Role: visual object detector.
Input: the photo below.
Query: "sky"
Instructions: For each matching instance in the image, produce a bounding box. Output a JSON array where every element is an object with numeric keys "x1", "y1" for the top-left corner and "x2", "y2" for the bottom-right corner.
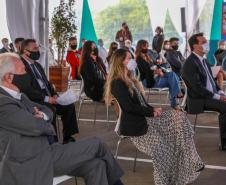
[{"x1": 0, "y1": 0, "x2": 119, "y2": 47}]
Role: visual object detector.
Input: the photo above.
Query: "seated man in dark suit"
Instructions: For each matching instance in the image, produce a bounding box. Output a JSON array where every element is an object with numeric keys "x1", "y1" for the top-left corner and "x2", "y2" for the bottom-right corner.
[
  {"x1": 0, "y1": 53, "x2": 124, "y2": 185},
  {"x1": 182, "y1": 33, "x2": 226, "y2": 150},
  {"x1": 12, "y1": 39, "x2": 78, "y2": 143},
  {"x1": 0, "y1": 38, "x2": 11, "y2": 53},
  {"x1": 166, "y1": 37, "x2": 185, "y2": 77}
]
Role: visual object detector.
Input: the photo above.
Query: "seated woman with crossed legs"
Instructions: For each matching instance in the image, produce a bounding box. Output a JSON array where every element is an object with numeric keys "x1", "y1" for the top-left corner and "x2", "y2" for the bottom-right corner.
[{"x1": 104, "y1": 48, "x2": 204, "y2": 185}]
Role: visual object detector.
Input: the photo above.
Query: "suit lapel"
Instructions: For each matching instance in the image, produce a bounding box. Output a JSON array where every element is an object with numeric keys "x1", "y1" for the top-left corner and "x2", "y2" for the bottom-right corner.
[
  {"x1": 191, "y1": 53, "x2": 207, "y2": 79},
  {"x1": 21, "y1": 57, "x2": 43, "y2": 91}
]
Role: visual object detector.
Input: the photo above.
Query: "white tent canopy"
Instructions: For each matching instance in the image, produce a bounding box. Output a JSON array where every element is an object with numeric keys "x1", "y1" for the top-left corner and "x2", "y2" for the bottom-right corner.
[
  {"x1": 147, "y1": 0, "x2": 207, "y2": 36},
  {"x1": 4, "y1": 0, "x2": 208, "y2": 70},
  {"x1": 5, "y1": 0, "x2": 49, "y2": 73}
]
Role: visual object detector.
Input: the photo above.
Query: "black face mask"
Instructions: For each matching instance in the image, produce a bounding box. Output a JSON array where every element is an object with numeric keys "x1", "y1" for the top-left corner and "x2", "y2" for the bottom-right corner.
[
  {"x1": 92, "y1": 48, "x2": 98, "y2": 57},
  {"x1": 28, "y1": 51, "x2": 40, "y2": 60},
  {"x1": 112, "y1": 46, "x2": 118, "y2": 51},
  {"x1": 71, "y1": 44, "x2": 77, "y2": 50},
  {"x1": 172, "y1": 45, "x2": 179, "y2": 50},
  {"x1": 12, "y1": 73, "x2": 31, "y2": 92}
]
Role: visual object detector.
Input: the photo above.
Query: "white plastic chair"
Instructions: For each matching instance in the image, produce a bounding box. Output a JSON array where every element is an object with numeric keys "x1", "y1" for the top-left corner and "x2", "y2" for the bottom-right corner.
[
  {"x1": 114, "y1": 100, "x2": 138, "y2": 172},
  {"x1": 146, "y1": 87, "x2": 170, "y2": 105},
  {"x1": 53, "y1": 175, "x2": 77, "y2": 185},
  {"x1": 77, "y1": 76, "x2": 109, "y2": 125}
]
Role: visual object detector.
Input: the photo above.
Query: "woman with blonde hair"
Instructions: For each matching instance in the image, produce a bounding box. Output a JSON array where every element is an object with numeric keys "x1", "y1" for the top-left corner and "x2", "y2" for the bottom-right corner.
[{"x1": 105, "y1": 48, "x2": 204, "y2": 185}]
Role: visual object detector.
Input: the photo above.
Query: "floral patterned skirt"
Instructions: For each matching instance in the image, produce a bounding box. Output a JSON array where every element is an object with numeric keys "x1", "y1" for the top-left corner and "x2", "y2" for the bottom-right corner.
[{"x1": 131, "y1": 110, "x2": 203, "y2": 185}]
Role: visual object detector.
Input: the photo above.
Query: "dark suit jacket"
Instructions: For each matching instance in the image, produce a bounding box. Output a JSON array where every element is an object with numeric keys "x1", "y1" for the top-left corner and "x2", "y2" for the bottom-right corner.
[
  {"x1": 136, "y1": 55, "x2": 155, "y2": 88},
  {"x1": 182, "y1": 53, "x2": 220, "y2": 114},
  {"x1": 0, "y1": 87, "x2": 55, "y2": 185},
  {"x1": 152, "y1": 34, "x2": 164, "y2": 53},
  {"x1": 20, "y1": 57, "x2": 57, "y2": 103},
  {"x1": 166, "y1": 50, "x2": 184, "y2": 76},
  {"x1": 111, "y1": 79, "x2": 154, "y2": 136}
]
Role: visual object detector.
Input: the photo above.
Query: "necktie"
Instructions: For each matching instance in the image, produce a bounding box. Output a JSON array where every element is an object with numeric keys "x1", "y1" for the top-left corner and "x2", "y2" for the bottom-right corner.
[
  {"x1": 30, "y1": 64, "x2": 51, "y2": 96},
  {"x1": 202, "y1": 59, "x2": 218, "y2": 93}
]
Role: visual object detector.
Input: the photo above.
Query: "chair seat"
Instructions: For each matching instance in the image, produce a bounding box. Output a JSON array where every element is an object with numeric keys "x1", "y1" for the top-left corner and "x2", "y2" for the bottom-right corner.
[
  {"x1": 150, "y1": 87, "x2": 169, "y2": 91},
  {"x1": 53, "y1": 175, "x2": 73, "y2": 185}
]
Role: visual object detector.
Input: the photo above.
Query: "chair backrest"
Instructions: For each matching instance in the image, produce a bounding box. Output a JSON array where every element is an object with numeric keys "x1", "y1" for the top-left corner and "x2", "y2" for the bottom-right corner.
[
  {"x1": 179, "y1": 79, "x2": 188, "y2": 111},
  {"x1": 68, "y1": 65, "x2": 72, "y2": 81},
  {"x1": 222, "y1": 56, "x2": 226, "y2": 71},
  {"x1": 78, "y1": 75, "x2": 85, "y2": 98},
  {"x1": 213, "y1": 55, "x2": 217, "y2": 66},
  {"x1": 114, "y1": 100, "x2": 122, "y2": 136}
]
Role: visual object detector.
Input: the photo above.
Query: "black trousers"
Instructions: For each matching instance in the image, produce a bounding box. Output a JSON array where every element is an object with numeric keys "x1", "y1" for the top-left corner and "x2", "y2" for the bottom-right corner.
[
  {"x1": 43, "y1": 102, "x2": 79, "y2": 139},
  {"x1": 203, "y1": 99, "x2": 226, "y2": 146}
]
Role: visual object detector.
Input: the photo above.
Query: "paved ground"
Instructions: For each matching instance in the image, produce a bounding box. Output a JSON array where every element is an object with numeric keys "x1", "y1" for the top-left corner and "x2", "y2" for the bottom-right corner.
[{"x1": 55, "y1": 87, "x2": 226, "y2": 185}]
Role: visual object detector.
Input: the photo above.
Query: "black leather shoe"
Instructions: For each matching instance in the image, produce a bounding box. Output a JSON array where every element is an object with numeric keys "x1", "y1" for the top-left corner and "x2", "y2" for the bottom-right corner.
[
  {"x1": 219, "y1": 139, "x2": 226, "y2": 151},
  {"x1": 196, "y1": 164, "x2": 205, "y2": 172},
  {"x1": 63, "y1": 137, "x2": 76, "y2": 144}
]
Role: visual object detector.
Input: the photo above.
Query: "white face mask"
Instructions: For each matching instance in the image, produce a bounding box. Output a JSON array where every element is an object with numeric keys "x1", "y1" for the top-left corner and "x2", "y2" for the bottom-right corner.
[
  {"x1": 127, "y1": 59, "x2": 137, "y2": 71},
  {"x1": 202, "y1": 42, "x2": 210, "y2": 54},
  {"x1": 219, "y1": 45, "x2": 226, "y2": 50}
]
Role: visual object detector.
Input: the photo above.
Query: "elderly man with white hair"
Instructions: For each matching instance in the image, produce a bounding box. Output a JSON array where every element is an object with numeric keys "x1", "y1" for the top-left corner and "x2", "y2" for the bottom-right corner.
[{"x1": 0, "y1": 53, "x2": 124, "y2": 185}]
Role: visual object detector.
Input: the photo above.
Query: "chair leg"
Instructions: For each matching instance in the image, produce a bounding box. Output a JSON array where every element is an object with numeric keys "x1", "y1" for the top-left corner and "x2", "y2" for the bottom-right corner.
[
  {"x1": 166, "y1": 92, "x2": 169, "y2": 104},
  {"x1": 93, "y1": 102, "x2": 97, "y2": 124},
  {"x1": 194, "y1": 114, "x2": 198, "y2": 132},
  {"x1": 147, "y1": 89, "x2": 150, "y2": 102},
  {"x1": 133, "y1": 149, "x2": 138, "y2": 172},
  {"x1": 106, "y1": 105, "x2": 109, "y2": 127},
  {"x1": 75, "y1": 177, "x2": 78, "y2": 185},
  {"x1": 56, "y1": 117, "x2": 60, "y2": 141},
  {"x1": 159, "y1": 92, "x2": 162, "y2": 103},
  {"x1": 77, "y1": 99, "x2": 84, "y2": 122},
  {"x1": 115, "y1": 138, "x2": 122, "y2": 159}
]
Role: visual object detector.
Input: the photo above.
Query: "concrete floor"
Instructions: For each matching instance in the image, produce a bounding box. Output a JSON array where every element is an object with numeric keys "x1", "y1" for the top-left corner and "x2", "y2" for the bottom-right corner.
[{"x1": 56, "y1": 88, "x2": 226, "y2": 185}]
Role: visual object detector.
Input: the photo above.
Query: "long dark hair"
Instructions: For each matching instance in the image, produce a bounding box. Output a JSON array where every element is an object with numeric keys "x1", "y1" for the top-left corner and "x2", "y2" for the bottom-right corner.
[
  {"x1": 79, "y1": 40, "x2": 107, "y2": 76},
  {"x1": 107, "y1": 42, "x2": 118, "y2": 63},
  {"x1": 79, "y1": 41, "x2": 95, "y2": 74}
]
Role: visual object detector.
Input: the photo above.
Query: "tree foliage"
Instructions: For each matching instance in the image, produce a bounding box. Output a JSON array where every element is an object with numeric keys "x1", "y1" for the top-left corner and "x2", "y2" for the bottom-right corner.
[
  {"x1": 94, "y1": 0, "x2": 152, "y2": 47},
  {"x1": 51, "y1": 0, "x2": 77, "y2": 62}
]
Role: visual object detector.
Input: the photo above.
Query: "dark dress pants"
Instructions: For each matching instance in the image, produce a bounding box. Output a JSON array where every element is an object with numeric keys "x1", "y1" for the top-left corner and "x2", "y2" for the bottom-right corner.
[{"x1": 43, "y1": 102, "x2": 79, "y2": 139}]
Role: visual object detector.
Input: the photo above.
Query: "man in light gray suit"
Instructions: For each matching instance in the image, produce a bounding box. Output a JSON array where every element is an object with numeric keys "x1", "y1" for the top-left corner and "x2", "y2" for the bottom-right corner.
[{"x1": 0, "y1": 53, "x2": 124, "y2": 185}]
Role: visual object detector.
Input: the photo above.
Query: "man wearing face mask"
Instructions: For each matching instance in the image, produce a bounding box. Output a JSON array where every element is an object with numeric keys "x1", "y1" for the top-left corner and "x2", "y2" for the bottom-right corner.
[
  {"x1": 17, "y1": 39, "x2": 79, "y2": 144},
  {"x1": 0, "y1": 38, "x2": 12, "y2": 53},
  {"x1": 165, "y1": 37, "x2": 185, "y2": 77},
  {"x1": 0, "y1": 53, "x2": 125, "y2": 185},
  {"x1": 182, "y1": 33, "x2": 226, "y2": 150},
  {"x1": 66, "y1": 36, "x2": 81, "y2": 79}
]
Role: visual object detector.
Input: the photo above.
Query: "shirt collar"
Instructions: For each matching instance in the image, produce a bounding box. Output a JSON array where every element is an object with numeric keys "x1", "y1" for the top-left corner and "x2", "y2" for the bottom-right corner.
[
  {"x1": 193, "y1": 52, "x2": 205, "y2": 63},
  {"x1": 22, "y1": 55, "x2": 34, "y2": 65},
  {"x1": 0, "y1": 85, "x2": 22, "y2": 100}
]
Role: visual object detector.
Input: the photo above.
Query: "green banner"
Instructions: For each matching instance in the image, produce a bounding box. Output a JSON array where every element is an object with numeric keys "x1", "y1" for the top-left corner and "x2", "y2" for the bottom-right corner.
[
  {"x1": 208, "y1": 0, "x2": 223, "y2": 65},
  {"x1": 79, "y1": 0, "x2": 98, "y2": 47}
]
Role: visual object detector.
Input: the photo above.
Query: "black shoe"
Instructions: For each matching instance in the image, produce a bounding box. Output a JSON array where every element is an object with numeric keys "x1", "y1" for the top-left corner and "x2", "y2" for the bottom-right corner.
[
  {"x1": 196, "y1": 163, "x2": 205, "y2": 172},
  {"x1": 220, "y1": 139, "x2": 226, "y2": 151},
  {"x1": 63, "y1": 136, "x2": 75, "y2": 144}
]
